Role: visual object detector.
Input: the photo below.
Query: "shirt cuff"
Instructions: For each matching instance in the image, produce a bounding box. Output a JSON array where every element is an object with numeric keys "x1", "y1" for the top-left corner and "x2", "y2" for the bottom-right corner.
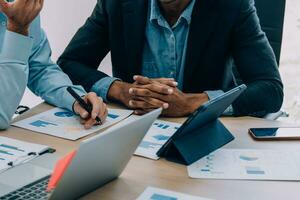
[
  {"x1": 0, "y1": 30, "x2": 33, "y2": 63},
  {"x1": 91, "y1": 77, "x2": 120, "y2": 102},
  {"x1": 205, "y1": 90, "x2": 234, "y2": 116}
]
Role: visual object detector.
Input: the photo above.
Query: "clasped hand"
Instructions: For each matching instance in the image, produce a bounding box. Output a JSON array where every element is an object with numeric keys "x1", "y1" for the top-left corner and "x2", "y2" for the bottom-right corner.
[{"x1": 115, "y1": 76, "x2": 209, "y2": 117}]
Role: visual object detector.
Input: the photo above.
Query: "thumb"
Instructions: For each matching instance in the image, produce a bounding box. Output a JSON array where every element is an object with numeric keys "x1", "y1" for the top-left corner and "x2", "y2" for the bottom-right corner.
[{"x1": 0, "y1": 0, "x2": 8, "y2": 11}]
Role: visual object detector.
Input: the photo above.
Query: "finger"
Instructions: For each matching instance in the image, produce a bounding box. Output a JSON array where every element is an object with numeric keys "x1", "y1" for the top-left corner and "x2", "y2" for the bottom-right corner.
[
  {"x1": 129, "y1": 88, "x2": 168, "y2": 99},
  {"x1": 134, "y1": 96, "x2": 169, "y2": 109},
  {"x1": 84, "y1": 118, "x2": 96, "y2": 129},
  {"x1": 100, "y1": 107, "x2": 108, "y2": 123},
  {"x1": 129, "y1": 87, "x2": 161, "y2": 98},
  {"x1": 133, "y1": 75, "x2": 152, "y2": 85},
  {"x1": 24, "y1": 0, "x2": 36, "y2": 9},
  {"x1": 73, "y1": 102, "x2": 89, "y2": 119},
  {"x1": 34, "y1": 0, "x2": 44, "y2": 12},
  {"x1": 39, "y1": 0, "x2": 44, "y2": 7},
  {"x1": 129, "y1": 99, "x2": 157, "y2": 110},
  {"x1": 153, "y1": 78, "x2": 178, "y2": 87},
  {"x1": 0, "y1": 0, "x2": 9, "y2": 11},
  {"x1": 144, "y1": 83, "x2": 174, "y2": 95},
  {"x1": 86, "y1": 93, "x2": 101, "y2": 119},
  {"x1": 98, "y1": 103, "x2": 107, "y2": 123},
  {"x1": 134, "y1": 108, "x2": 155, "y2": 115}
]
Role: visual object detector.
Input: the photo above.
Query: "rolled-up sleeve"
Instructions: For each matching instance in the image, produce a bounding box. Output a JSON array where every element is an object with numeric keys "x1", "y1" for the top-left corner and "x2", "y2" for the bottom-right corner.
[
  {"x1": 0, "y1": 30, "x2": 33, "y2": 130},
  {"x1": 91, "y1": 77, "x2": 120, "y2": 102},
  {"x1": 27, "y1": 29, "x2": 87, "y2": 112}
]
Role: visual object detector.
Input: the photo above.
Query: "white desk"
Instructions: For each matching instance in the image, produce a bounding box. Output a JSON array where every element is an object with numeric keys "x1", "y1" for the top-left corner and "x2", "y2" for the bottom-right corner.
[{"x1": 1, "y1": 103, "x2": 299, "y2": 200}]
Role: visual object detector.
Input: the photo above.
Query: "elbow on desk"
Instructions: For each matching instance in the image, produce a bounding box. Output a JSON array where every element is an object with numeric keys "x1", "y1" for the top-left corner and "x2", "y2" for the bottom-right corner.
[
  {"x1": 233, "y1": 81, "x2": 284, "y2": 117},
  {"x1": 264, "y1": 82, "x2": 284, "y2": 114}
]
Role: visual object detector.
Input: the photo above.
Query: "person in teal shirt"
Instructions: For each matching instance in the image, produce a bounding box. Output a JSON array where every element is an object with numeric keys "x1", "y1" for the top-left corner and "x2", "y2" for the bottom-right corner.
[{"x1": 0, "y1": 0, "x2": 108, "y2": 130}]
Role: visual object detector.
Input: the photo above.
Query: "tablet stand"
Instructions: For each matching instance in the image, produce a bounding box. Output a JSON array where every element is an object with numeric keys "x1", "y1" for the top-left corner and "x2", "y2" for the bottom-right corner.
[{"x1": 159, "y1": 119, "x2": 234, "y2": 165}]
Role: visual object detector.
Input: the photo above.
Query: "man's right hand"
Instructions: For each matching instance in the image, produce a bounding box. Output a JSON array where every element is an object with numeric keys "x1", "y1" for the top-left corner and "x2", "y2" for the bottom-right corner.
[
  {"x1": 108, "y1": 76, "x2": 177, "y2": 114},
  {"x1": 0, "y1": 0, "x2": 44, "y2": 36}
]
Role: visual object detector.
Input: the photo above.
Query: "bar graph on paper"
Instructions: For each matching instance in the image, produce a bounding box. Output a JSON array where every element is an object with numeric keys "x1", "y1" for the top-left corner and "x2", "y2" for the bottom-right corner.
[
  {"x1": 13, "y1": 108, "x2": 133, "y2": 140},
  {"x1": 188, "y1": 149, "x2": 300, "y2": 181},
  {"x1": 0, "y1": 137, "x2": 50, "y2": 172},
  {"x1": 135, "y1": 120, "x2": 181, "y2": 160},
  {"x1": 136, "y1": 187, "x2": 211, "y2": 200}
]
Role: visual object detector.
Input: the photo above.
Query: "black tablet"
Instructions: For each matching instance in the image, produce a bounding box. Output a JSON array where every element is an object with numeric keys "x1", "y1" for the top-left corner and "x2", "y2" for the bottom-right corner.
[{"x1": 157, "y1": 84, "x2": 247, "y2": 157}]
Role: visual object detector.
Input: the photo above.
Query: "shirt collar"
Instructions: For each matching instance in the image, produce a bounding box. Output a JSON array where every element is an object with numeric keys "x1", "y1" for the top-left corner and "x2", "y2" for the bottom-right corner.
[{"x1": 150, "y1": 0, "x2": 195, "y2": 26}]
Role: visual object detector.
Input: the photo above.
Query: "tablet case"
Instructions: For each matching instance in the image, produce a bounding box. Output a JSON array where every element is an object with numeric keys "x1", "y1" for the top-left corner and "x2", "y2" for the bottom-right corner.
[
  {"x1": 156, "y1": 84, "x2": 246, "y2": 165},
  {"x1": 159, "y1": 119, "x2": 234, "y2": 165}
]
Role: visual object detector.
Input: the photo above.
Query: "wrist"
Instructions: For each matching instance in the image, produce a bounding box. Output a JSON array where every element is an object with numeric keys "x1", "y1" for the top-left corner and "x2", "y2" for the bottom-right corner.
[
  {"x1": 107, "y1": 81, "x2": 124, "y2": 102},
  {"x1": 186, "y1": 93, "x2": 209, "y2": 114},
  {"x1": 7, "y1": 22, "x2": 29, "y2": 36}
]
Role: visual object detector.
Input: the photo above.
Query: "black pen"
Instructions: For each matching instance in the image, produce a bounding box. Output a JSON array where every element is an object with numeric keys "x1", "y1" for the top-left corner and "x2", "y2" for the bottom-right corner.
[{"x1": 67, "y1": 87, "x2": 102, "y2": 124}]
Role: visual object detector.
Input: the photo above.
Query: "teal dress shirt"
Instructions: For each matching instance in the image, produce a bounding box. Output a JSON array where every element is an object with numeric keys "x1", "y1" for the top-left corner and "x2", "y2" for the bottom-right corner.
[
  {"x1": 141, "y1": 0, "x2": 195, "y2": 90},
  {"x1": 92, "y1": 0, "x2": 232, "y2": 114},
  {"x1": 0, "y1": 14, "x2": 86, "y2": 130}
]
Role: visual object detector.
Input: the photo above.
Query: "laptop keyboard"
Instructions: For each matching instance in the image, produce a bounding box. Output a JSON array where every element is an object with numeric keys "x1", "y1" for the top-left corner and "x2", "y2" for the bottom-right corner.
[{"x1": 0, "y1": 176, "x2": 51, "y2": 200}]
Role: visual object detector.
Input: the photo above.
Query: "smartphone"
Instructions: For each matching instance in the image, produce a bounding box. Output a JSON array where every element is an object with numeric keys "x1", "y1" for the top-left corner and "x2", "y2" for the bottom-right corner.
[{"x1": 249, "y1": 127, "x2": 300, "y2": 140}]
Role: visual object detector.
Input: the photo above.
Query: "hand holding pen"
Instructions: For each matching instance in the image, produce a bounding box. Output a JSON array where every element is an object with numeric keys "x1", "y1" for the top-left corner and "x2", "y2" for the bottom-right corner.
[{"x1": 67, "y1": 87, "x2": 108, "y2": 129}]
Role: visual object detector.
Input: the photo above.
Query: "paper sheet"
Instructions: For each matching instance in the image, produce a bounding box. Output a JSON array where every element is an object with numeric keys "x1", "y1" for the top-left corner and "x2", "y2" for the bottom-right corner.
[
  {"x1": 136, "y1": 187, "x2": 212, "y2": 200},
  {"x1": 134, "y1": 120, "x2": 181, "y2": 160},
  {"x1": 188, "y1": 149, "x2": 300, "y2": 181},
  {"x1": 13, "y1": 108, "x2": 133, "y2": 140},
  {"x1": 0, "y1": 137, "x2": 49, "y2": 173}
]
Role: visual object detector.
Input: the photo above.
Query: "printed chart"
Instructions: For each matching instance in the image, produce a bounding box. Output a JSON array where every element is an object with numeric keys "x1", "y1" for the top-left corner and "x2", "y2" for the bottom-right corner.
[
  {"x1": 188, "y1": 149, "x2": 300, "y2": 181},
  {"x1": 136, "y1": 187, "x2": 211, "y2": 200},
  {"x1": 13, "y1": 108, "x2": 133, "y2": 140},
  {"x1": 0, "y1": 137, "x2": 49, "y2": 172},
  {"x1": 135, "y1": 120, "x2": 181, "y2": 160}
]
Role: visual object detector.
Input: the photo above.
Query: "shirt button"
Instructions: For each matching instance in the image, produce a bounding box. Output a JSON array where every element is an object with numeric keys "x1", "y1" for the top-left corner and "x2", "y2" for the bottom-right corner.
[{"x1": 1, "y1": 21, "x2": 6, "y2": 26}]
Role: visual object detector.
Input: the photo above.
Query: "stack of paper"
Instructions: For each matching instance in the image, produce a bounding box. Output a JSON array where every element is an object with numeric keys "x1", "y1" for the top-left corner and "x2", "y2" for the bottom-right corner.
[
  {"x1": 0, "y1": 137, "x2": 50, "y2": 173},
  {"x1": 136, "y1": 187, "x2": 212, "y2": 200},
  {"x1": 188, "y1": 149, "x2": 300, "y2": 181},
  {"x1": 135, "y1": 120, "x2": 181, "y2": 160},
  {"x1": 13, "y1": 108, "x2": 133, "y2": 140}
]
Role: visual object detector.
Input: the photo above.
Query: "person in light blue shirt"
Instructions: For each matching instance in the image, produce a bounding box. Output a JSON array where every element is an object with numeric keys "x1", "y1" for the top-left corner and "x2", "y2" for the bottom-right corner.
[{"x1": 0, "y1": 0, "x2": 107, "y2": 130}]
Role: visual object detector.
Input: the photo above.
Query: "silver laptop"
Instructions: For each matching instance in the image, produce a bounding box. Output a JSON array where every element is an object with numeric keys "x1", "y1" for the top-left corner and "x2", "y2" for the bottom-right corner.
[{"x1": 0, "y1": 108, "x2": 162, "y2": 200}]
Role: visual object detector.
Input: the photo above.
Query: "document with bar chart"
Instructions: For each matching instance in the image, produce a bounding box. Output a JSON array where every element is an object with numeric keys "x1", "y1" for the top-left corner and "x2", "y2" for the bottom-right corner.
[
  {"x1": 13, "y1": 108, "x2": 133, "y2": 140},
  {"x1": 136, "y1": 187, "x2": 212, "y2": 200},
  {"x1": 188, "y1": 149, "x2": 300, "y2": 181},
  {"x1": 0, "y1": 137, "x2": 50, "y2": 173},
  {"x1": 135, "y1": 120, "x2": 181, "y2": 160}
]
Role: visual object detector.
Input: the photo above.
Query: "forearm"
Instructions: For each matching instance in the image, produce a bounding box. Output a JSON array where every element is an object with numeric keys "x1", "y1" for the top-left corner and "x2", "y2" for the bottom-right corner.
[
  {"x1": 232, "y1": 80, "x2": 283, "y2": 117},
  {"x1": 58, "y1": 0, "x2": 110, "y2": 92},
  {"x1": 28, "y1": 30, "x2": 86, "y2": 112},
  {"x1": 0, "y1": 31, "x2": 32, "y2": 129},
  {"x1": 231, "y1": 0, "x2": 284, "y2": 117},
  {"x1": 0, "y1": 65, "x2": 27, "y2": 130},
  {"x1": 185, "y1": 92, "x2": 209, "y2": 114}
]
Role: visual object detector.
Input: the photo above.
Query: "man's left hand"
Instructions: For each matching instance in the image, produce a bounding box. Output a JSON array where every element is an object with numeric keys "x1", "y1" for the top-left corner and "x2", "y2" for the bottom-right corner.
[{"x1": 131, "y1": 76, "x2": 209, "y2": 117}]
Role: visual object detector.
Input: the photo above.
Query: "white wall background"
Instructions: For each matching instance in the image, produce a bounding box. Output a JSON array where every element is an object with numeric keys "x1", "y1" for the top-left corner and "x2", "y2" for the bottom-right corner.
[{"x1": 21, "y1": 0, "x2": 112, "y2": 108}]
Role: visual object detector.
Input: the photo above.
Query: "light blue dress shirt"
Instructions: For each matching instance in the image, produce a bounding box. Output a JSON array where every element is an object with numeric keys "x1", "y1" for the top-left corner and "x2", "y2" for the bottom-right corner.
[
  {"x1": 0, "y1": 14, "x2": 86, "y2": 130},
  {"x1": 142, "y1": 0, "x2": 195, "y2": 90},
  {"x1": 92, "y1": 0, "x2": 232, "y2": 114}
]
